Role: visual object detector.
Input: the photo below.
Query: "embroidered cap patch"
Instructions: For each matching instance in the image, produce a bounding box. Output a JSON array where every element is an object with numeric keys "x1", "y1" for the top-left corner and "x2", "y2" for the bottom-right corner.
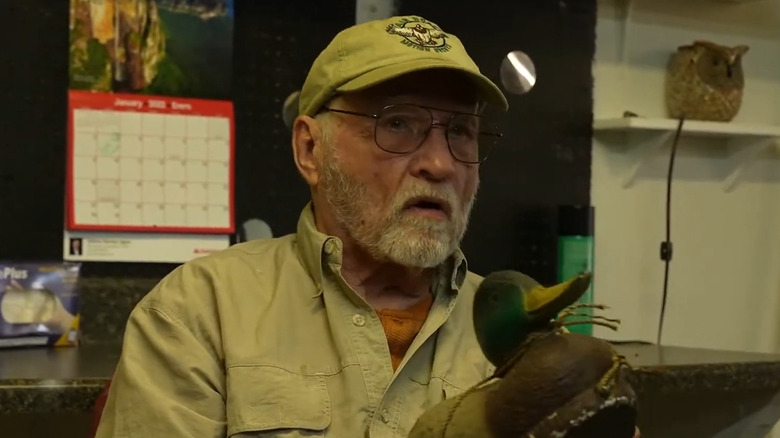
[{"x1": 385, "y1": 17, "x2": 452, "y2": 53}]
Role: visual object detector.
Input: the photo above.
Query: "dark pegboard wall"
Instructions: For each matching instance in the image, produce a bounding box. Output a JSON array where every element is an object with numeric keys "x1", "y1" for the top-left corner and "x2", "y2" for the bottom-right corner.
[
  {"x1": 398, "y1": 0, "x2": 596, "y2": 282},
  {"x1": 232, "y1": 0, "x2": 356, "y2": 242},
  {"x1": 0, "y1": 2, "x2": 70, "y2": 263}
]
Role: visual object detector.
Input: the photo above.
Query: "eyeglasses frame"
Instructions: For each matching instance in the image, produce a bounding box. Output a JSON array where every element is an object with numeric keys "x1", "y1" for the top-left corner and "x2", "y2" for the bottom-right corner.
[{"x1": 319, "y1": 103, "x2": 503, "y2": 164}]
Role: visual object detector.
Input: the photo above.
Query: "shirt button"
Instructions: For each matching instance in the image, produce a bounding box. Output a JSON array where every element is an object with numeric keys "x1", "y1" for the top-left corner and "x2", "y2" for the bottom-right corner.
[
  {"x1": 352, "y1": 314, "x2": 366, "y2": 327},
  {"x1": 324, "y1": 239, "x2": 337, "y2": 254},
  {"x1": 381, "y1": 409, "x2": 390, "y2": 423}
]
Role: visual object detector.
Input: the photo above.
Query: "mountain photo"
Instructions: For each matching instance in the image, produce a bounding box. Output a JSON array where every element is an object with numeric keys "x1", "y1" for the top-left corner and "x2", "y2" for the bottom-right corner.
[{"x1": 68, "y1": 0, "x2": 234, "y2": 101}]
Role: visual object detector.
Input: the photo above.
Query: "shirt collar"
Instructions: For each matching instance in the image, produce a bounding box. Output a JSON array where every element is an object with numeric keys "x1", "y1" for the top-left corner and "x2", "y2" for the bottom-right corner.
[
  {"x1": 294, "y1": 202, "x2": 470, "y2": 297},
  {"x1": 294, "y1": 202, "x2": 331, "y2": 295},
  {"x1": 446, "y1": 248, "x2": 469, "y2": 290}
]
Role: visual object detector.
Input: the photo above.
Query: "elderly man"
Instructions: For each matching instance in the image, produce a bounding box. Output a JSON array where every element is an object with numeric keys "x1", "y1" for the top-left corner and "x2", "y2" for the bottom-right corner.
[{"x1": 95, "y1": 14, "x2": 638, "y2": 438}]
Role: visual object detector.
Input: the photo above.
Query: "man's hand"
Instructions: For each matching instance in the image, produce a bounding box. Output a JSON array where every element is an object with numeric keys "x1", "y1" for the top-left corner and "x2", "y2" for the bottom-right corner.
[{"x1": 634, "y1": 426, "x2": 641, "y2": 437}]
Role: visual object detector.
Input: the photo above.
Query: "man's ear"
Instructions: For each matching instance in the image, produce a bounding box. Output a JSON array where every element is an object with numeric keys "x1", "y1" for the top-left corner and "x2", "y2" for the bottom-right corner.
[{"x1": 291, "y1": 115, "x2": 322, "y2": 186}]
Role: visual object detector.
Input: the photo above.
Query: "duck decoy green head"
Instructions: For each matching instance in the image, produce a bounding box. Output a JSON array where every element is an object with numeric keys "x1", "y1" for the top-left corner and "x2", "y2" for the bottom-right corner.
[{"x1": 472, "y1": 270, "x2": 592, "y2": 369}]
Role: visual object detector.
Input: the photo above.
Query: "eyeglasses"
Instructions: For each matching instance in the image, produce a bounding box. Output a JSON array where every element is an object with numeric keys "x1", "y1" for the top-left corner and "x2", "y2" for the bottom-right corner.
[{"x1": 320, "y1": 103, "x2": 503, "y2": 164}]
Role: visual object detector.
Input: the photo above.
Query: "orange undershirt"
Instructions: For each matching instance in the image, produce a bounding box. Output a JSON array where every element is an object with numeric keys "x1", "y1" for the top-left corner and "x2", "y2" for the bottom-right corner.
[{"x1": 376, "y1": 293, "x2": 435, "y2": 371}]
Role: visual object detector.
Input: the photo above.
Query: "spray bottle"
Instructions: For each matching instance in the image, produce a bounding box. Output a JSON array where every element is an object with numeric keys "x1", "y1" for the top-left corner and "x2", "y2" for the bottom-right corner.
[{"x1": 557, "y1": 205, "x2": 595, "y2": 336}]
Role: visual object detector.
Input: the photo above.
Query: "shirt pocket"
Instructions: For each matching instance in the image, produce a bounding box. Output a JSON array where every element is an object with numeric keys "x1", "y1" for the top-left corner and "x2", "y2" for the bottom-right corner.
[{"x1": 226, "y1": 364, "x2": 332, "y2": 437}]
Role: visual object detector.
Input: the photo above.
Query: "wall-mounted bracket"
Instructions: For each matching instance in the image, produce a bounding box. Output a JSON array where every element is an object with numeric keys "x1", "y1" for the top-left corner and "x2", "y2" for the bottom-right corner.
[
  {"x1": 722, "y1": 137, "x2": 777, "y2": 193},
  {"x1": 621, "y1": 131, "x2": 674, "y2": 189}
]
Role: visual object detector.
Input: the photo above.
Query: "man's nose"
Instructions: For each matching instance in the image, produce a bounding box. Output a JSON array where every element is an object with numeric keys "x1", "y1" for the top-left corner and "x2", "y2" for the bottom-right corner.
[{"x1": 409, "y1": 126, "x2": 457, "y2": 181}]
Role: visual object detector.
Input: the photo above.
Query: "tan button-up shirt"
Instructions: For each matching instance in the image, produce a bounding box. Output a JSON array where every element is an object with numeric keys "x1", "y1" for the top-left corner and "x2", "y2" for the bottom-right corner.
[{"x1": 96, "y1": 204, "x2": 494, "y2": 437}]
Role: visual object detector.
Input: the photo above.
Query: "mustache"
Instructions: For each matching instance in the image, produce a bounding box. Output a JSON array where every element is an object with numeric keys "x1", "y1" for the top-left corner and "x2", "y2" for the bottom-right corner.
[{"x1": 391, "y1": 183, "x2": 459, "y2": 214}]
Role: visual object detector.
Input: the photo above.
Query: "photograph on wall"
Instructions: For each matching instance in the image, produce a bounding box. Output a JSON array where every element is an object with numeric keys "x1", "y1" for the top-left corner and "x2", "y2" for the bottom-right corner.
[{"x1": 68, "y1": 0, "x2": 234, "y2": 101}]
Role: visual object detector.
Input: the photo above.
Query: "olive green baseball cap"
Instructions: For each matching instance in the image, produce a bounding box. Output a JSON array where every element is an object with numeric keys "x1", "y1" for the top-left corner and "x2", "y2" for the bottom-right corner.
[{"x1": 298, "y1": 15, "x2": 509, "y2": 117}]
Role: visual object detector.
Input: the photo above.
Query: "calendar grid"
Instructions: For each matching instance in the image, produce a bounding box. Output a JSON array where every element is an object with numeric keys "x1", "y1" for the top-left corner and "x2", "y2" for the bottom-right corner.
[{"x1": 66, "y1": 90, "x2": 235, "y2": 234}]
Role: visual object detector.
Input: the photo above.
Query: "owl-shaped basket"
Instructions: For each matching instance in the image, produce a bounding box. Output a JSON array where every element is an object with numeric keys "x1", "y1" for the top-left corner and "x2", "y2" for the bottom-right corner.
[{"x1": 665, "y1": 40, "x2": 749, "y2": 122}]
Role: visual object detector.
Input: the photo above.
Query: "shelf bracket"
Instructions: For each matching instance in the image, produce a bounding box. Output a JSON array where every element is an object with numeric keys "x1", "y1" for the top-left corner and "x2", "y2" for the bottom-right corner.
[
  {"x1": 622, "y1": 130, "x2": 674, "y2": 189},
  {"x1": 722, "y1": 137, "x2": 776, "y2": 193}
]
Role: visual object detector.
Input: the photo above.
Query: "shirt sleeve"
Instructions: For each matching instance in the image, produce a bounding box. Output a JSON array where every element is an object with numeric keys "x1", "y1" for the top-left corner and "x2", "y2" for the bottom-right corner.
[{"x1": 94, "y1": 302, "x2": 226, "y2": 437}]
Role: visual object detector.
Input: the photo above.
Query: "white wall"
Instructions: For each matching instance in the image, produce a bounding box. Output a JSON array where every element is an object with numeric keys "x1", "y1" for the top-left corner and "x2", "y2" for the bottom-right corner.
[{"x1": 591, "y1": 0, "x2": 780, "y2": 354}]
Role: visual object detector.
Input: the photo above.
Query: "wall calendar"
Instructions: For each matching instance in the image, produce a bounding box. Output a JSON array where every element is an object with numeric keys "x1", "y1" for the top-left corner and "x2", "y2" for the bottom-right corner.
[{"x1": 65, "y1": 90, "x2": 235, "y2": 235}]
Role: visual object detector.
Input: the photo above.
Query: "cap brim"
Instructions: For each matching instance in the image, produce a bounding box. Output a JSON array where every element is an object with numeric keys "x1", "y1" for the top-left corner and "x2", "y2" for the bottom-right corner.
[{"x1": 336, "y1": 58, "x2": 509, "y2": 111}]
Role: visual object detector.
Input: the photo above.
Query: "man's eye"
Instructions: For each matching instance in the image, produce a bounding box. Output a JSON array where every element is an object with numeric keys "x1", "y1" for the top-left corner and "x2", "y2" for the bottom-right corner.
[
  {"x1": 383, "y1": 116, "x2": 414, "y2": 131},
  {"x1": 388, "y1": 118, "x2": 407, "y2": 128},
  {"x1": 449, "y1": 124, "x2": 476, "y2": 139}
]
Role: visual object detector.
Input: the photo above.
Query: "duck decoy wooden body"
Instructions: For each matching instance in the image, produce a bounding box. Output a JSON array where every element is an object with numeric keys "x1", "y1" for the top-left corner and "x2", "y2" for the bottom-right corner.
[{"x1": 408, "y1": 270, "x2": 638, "y2": 438}]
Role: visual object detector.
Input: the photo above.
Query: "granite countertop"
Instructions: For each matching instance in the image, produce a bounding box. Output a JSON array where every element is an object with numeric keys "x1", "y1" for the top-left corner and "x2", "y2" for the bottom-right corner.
[
  {"x1": 2, "y1": 342, "x2": 780, "y2": 415},
  {"x1": 616, "y1": 342, "x2": 780, "y2": 392},
  {"x1": 0, "y1": 344, "x2": 120, "y2": 414}
]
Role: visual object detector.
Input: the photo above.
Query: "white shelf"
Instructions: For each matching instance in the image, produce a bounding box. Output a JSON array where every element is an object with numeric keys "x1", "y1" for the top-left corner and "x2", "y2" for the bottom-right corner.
[
  {"x1": 593, "y1": 117, "x2": 780, "y2": 191},
  {"x1": 594, "y1": 117, "x2": 780, "y2": 139}
]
